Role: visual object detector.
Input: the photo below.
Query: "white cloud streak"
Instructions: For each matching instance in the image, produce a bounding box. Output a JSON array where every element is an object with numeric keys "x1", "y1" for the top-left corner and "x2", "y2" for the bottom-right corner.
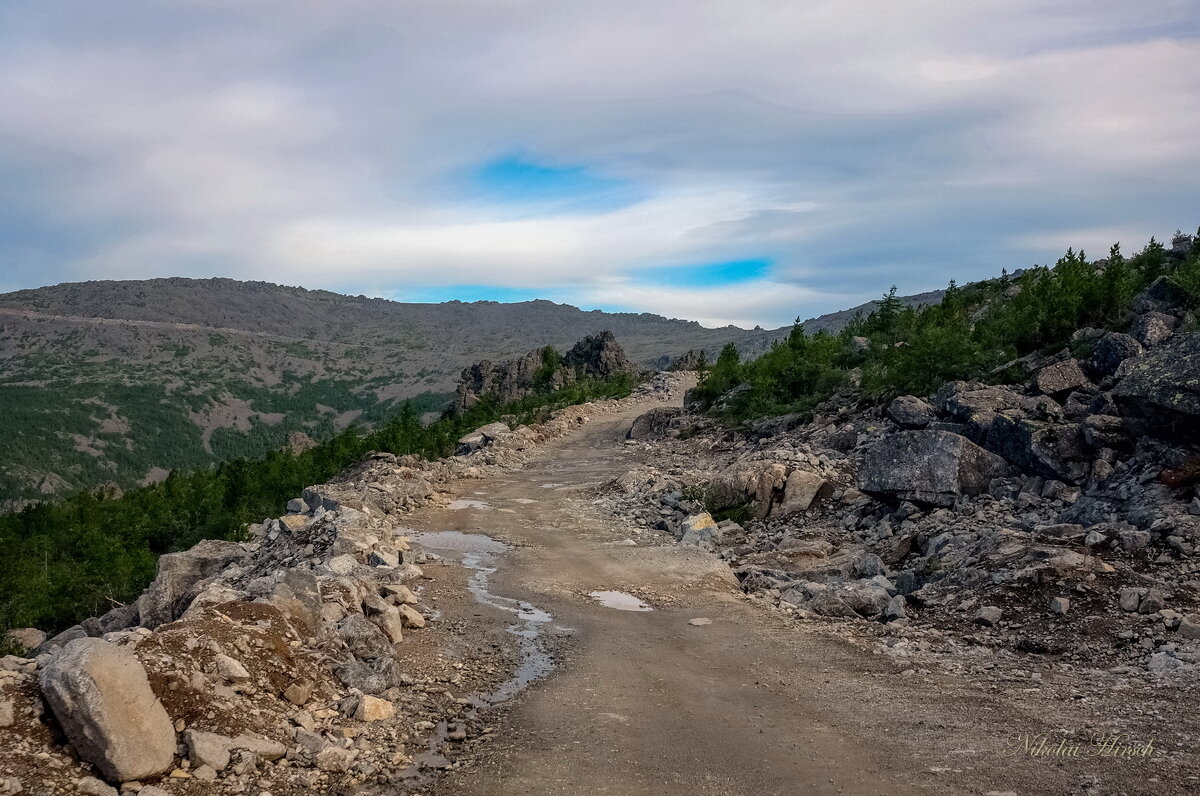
[{"x1": 0, "y1": 0, "x2": 1197, "y2": 327}]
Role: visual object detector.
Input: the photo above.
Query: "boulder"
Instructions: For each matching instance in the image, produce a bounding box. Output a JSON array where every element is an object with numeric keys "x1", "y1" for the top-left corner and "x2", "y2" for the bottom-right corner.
[
  {"x1": 260, "y1": 568, "x2": 323, "y2": 633},
  {"x1": 858, "y1": 431, "x2": 1015, "y2": 507},
  {"x1": 753, "y1": 463, "x2": 789, "y2": 518},
  {"x1": 185, "y1": 729, "x2": 232, "y2": 772},
  {"x1": 1113, "y1": 332, "x2": 1200, "y2": 443},
  {"x1": 679, "y1": 513, "x2": 720, "y2": 550},
  {"x1": 455, "y1": 422, "x2": 511, "y2": 455},
  {"x1": 885, "y1": 396, "x2": 937, "y2": 429},
  {"x1": 1033, "y1": 359, "x2": 1090, "y2": 396},
  {"x1": 1132, "y1": 275, "x2": 1188, "y2": 315},
  {"x1": 1089, "y1": 332, "x2": 1143, "y2": 377},
  {"x1": 975, "y1": 606, "x2": 1003, "y2": 626},
  {"x1": 987, "y1": 415, "x2": 1091, "y2": 482},
  {"x1": 775, "y1": 470, "x2": 826, "y2": 515},
  {"x1": 840, "y1": 583, "x2": 892, "y2": 618},
  {"x1": 214, "y1": 654, "x2": 250, "y2": 682},
  {"x1": 1080, "y1": 414, "x2": 1130, "y2": 450},
  {"x1": 5, "y1": 628, "x2": 46, "y2": 653},
  {"x1": 75, "y1": 778, "x2": 117, "y2": 796},
  {"x1": 38, "y1": 639, "x2": 175, "y2": 782},
  {"x1": 335, "y1": 657, "x2": 405, "y2": 695},
  {"x1": 933, "y1": 381, "x2": 1030, "y2": 443},
  {"x1": 337, "y1": 614, "x2": 394, "y2": 661},
  {"x1": 1130, "y1": 311, "x2": 1177, "y2": 348},
  {"x1": 354, "y1": 695, "x2": 395, "y2": 722},
  {"x1": 397, "y1": 604, "x2": 426, "y2": 629},
  {"x1": 1178, "y1": 614, "x2": 1200, "y2": 640},
  {"x1": 705, "y1": 461, "x2": 770, "y2": 512},
  {"x1": 135, "y1": 540, "x2": 248, "y2": 628},
  {"x1": 370, "y1": 606, "x2": 405, "y2": 644},
  {"x1": 627, "y1": 407, "x2": 683, "y2": 440}
]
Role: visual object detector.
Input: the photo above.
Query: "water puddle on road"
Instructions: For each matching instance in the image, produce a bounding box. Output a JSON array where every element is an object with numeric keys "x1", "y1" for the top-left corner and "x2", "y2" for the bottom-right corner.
[
  {"x1": 399, "y1": 531, "x2": 563, "y2": 787},
  {"x1": 412, "y1": 532, "x2": 554, "y2": 670},
  {"x1": 446, "y1": 498, "x2": 491, "y2": 511},
  {"x1": 588, "y1": 590, "x2": 654, "y2": 611}
]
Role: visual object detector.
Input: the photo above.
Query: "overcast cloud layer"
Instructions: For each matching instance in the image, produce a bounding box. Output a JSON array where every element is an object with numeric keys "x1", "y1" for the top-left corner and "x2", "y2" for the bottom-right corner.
[{"x1": 1, "y1": 1, "x2": 1198, "y2": 327}]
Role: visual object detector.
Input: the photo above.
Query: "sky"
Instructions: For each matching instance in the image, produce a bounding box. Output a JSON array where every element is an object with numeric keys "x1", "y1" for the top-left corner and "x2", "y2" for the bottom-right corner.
[{"x1": 1, "y1": 1, "x2": 1198, "y2": 329}]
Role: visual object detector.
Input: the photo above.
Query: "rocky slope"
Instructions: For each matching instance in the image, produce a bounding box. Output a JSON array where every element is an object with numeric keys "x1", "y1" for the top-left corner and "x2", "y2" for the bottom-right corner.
[
  {"x1": 453, "y1": 331, "x2": 640, "y2": 412},
  {"x1": 603, "y1": 277, "x2": 1200, "y2": 707},
  {"x1": 0, "y1": 375, "x2": 688, "y2": 795}
]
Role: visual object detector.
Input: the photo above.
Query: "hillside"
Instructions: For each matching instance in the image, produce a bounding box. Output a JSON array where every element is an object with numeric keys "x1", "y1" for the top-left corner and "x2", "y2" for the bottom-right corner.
[
  {"x1": 0, "y1": 277, "x2": 946, "y2": 505},
  {"x1": 0, "y1": 279, "x2": 755, "y2": 504}
]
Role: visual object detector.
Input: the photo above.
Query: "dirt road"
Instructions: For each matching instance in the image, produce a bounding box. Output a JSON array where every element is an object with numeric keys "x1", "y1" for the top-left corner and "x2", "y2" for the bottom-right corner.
[{"x1": 405, "y1": 404, "x2": 1188, "y2": 795}]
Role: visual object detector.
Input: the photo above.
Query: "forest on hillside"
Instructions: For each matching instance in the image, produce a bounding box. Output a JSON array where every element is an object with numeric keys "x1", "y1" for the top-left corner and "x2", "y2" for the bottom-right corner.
[{"x1": 692, "y1": 231, "x2": 1200, "y2": 420}]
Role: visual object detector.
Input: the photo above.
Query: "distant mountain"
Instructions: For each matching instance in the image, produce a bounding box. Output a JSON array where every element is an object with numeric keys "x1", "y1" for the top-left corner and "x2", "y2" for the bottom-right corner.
[
  {"x1": 0, "y1": 278, "x2": 755, "y2": 504},
  {"x1": 0, "y1": 277, "x2": 941, "y2": 504}
]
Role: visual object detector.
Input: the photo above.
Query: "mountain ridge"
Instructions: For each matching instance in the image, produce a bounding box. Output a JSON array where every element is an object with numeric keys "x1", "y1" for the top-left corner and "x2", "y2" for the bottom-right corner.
[{"x1": 0, "y1": 276, "x2": 940, "y2": 504}]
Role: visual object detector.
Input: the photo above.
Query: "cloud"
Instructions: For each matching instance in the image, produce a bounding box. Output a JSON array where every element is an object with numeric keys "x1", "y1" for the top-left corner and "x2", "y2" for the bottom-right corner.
[{"x1": 0, "y1": 0, "x2": 1198, "y2": 328}]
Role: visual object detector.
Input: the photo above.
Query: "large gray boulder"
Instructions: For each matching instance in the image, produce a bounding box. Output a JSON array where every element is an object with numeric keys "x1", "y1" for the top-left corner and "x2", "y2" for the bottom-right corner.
[
  {"x1": 933, "y1": 381, "x2": 1030, "y2": 442},
  {"x1": 39, "y1": 639, "x2": 175, "y2": 782},
  {"x1": 455, "y1": 422, "x2": 511, "y2": 455},
  {"x1": 1114, "y1": 332, "x2": 1200, "y2": 442},
  {"x1": 1130, "y1": 311, "x2": 1177, "y2": 348},
  {"x1": 704, "y1": 461, "x2": 769, "y2": 512},
  {"x1": 627, "y1": 407, "x2": 683, "y2": 440},
  {"x1": 987, "y1": 414, "x2": 1091, "y2": 482},
  {"x1": 1132, "y1": 275, "x2": 1189, "y2": 315},
  {"x1": 135, "y1": 540, "x2": 248, "y2": 629},
  {"x1": 1089, "y1": 332, "x2": 1143, "y2": 377},
  {"x1": 885, "y1": 395, "x2": 936, "y2": 429},
  {"x1": 858, "y1": 430, "x2": 1015, "y2": 507},
  {"x1": 1033, "y1": 359, "x2": 1091, "y2": 397},
  {"x1": 260, "y1": 568, "x2": 323, "y2": 634}
]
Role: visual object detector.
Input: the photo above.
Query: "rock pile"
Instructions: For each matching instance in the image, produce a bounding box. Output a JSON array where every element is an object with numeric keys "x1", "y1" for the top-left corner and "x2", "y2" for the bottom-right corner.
[{"x1": 603, "y1": 284, "x2": 1200, "y2": 681}]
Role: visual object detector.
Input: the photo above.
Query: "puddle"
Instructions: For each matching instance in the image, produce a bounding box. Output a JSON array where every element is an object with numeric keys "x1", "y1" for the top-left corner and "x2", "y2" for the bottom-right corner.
[
  {"x1": 511, "y1": 498, "x2": 538, "y2": 504},
  {"x1": 588, "y1": 590, "x2": 653, "y2": 611},
  {"x1": 540, "y1": 482, "x2": 564, "y2": 488},
  {"x1": 398, "y1": 531, "x2": 563, "y2": 787},
  {"x1": 447, "y1": 498, "x2": 490, "y2": 511},
  {"x1": 413, "y1": 530, "x2": 507, "y2": 554}
]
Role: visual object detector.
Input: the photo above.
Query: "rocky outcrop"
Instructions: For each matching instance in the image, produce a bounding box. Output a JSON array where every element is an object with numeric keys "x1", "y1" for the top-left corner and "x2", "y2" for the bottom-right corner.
[
  {"x1": 564, "y1": 330, "x2": 636, "y2": 379},
  {"x1": 859, "y1": 430, "x2": 1015, "y2": 506},
  {"x1": 453, "y1": 331, "x2": 639, "y2": 412},
  {"x1": 39, "y1": 639, "x2": 175, "y2": 782}
]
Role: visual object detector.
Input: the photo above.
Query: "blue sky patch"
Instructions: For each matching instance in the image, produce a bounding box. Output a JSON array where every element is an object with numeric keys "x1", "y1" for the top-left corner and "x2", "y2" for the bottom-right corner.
[
  {"x1": 468, "y1": 154, "x2": 643, "y2": 213},
  {"x1": 639, "y1": 258, "x2": 771, "y2": 287}
]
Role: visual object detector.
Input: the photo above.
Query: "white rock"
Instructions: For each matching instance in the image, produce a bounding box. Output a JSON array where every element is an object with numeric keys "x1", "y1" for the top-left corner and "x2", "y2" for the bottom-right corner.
[
  {"x1": 214, "y1": 654, "x2": 250, "y2": 681},
  {"x1": 38, "y1": 639, "x2": 176, "y2": 782}
]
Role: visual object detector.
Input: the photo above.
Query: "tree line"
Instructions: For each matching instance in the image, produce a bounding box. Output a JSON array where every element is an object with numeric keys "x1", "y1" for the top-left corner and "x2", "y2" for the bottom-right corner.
[
  {"x1": 0, "y1": 373, "x2": 636, "y2": 635},
  {"x1": 692, "y1": 230, "x2": 1200, "y2": 420}
]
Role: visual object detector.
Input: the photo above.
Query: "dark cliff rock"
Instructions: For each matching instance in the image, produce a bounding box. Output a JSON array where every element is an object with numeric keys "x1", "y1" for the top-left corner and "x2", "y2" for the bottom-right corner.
[{"x1": 453, "y1": 331, "x2": 639, "y2": 412}]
